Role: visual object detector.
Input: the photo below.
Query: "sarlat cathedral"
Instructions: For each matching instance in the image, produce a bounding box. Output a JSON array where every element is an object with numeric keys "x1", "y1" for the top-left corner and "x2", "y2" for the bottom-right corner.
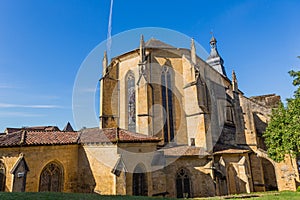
[{"x1": 0, "y1": 35, "x2": 299, "y2": 198}]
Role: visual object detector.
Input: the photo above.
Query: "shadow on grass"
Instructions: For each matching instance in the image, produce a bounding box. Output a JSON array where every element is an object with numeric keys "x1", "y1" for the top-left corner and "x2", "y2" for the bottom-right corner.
[{"x1": 0, "y1": 192, "x2": 174, "y2": 200}]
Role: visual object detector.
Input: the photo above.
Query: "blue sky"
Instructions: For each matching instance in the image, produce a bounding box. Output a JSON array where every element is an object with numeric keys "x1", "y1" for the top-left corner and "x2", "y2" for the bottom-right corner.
[{"x1": 0, "y1": 0, "x2": 299, "y2": 131}]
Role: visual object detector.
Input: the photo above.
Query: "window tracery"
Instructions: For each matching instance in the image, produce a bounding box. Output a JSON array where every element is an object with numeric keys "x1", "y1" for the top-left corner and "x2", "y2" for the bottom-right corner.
[
  {"x1": 127, "y1": 72, "x2": 136, "y2": 132},
  {"x1": 161, "y1": 66, "x2": 174, "y2": 143},
  {"x1": 176, "y1": 168, "x2": 191, "y2": 198},
  {"x1": 39, "y1": 162, "x2": 63, "y2": 192}
]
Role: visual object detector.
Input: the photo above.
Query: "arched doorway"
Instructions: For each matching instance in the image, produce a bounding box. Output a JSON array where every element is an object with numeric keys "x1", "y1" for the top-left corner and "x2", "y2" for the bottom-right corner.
[
  {"x1": 0, "y1": 161, "x2": 5, "y2": 191},
  {"x1": 261, "y1": 158, "x2": 278, "y2": 191},
  {"x1": 39, "y1": 162, "x2": 63, "y2": 192},
  {"x1": 132, "y1": 164, "x2": 148, "y2": 196},
  {"x1": 176, "y1": 168, "x2": 192, "y2": 198}
]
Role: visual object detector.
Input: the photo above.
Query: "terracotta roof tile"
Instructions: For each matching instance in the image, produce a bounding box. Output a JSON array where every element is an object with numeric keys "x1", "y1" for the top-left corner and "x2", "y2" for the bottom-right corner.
[
  {"x1": 0, "y1": 127, "x2": 160, "y2": 147},
  {"x1": 25, "y1": 131, "x2": 79, "y2": 145},
  {"x1": 213, "y1": 143, "x2": 250, "y2": 154},
  {"x1": 0, "y1": 131, "x2": 22, "y2": 146},
  {"x1": 160, "y1": 145, "x2": 210, "y2": 157},
  {"x1": 0, "y1": 130, "x2": 78, "y2": 147},
  {"x1": 79, "y1": 127, "x2": 161, "y2": 144},
  {"x1": 213, "y1": 149, "x2": 250, "y2": 155}
]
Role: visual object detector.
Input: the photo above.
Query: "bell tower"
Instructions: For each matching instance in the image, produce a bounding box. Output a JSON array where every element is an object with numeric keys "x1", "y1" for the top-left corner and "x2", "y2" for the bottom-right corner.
[{"x1": 206, "y1": 36, "x2": 227, "y2": 76}]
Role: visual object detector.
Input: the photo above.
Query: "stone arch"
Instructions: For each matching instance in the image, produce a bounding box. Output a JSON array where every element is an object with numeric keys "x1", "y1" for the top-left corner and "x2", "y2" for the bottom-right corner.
[
  {"x1": 39, "y1": 161, "x2": 64, "y2": 192},
  {"x1": 261, "y1": 158, "x2": 278, "y2": 191},
  {"x1": 176, "y1": 168, "x2": 192, "y2": 198},
  {"x1": 0, "y1": 160, "x2": 5, "y2": 191},
  {"x1": 132, "y1": 163, "x2": 148, "y2": 196}
]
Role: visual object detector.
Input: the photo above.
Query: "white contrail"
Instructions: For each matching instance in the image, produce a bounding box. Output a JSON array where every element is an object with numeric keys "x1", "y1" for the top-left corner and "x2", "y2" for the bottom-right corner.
[{"x1": 107, "y1": 0, "x2": 114, "y2": 61}]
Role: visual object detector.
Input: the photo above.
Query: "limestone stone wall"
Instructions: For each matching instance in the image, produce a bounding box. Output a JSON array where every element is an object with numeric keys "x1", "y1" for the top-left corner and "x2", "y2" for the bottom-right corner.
[
  {"x1": 80, "y1": 145, "x2": 118, "y2": 195},
  {"x1": 100, "y1": 61, "x2": 119, "y2": 129},
  {"x1": 214, "y1": 153, "x2": 253, "y2": 194},
  {"x1": 239, "y1": 94, "x2": 299, "y2": 191},
  {"x1": 0, "y1": 145, "x2": 78, "y2": 192},
  {"x1": 249, "y1": 153, "x2": 265, "y2": 192},
  {"x1": 275, "y1": 155, "x2": 299, "y2": 191},
  {"x1": 239, "y1": 96, "x2": 271, "y2": 149},
  {"x1": 163, "y1": 157, "x2": 215, "y2": 198}
]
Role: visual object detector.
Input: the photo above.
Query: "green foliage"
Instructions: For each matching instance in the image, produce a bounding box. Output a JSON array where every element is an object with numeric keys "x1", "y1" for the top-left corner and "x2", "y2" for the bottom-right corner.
[
  {"x1": 263, "y1": 68, "x2": 300, "y2": 162},
  {"x1": 289, "y1": 70, "x2": 300, "y2": 98},
  {"x1": 297, "y1": 186, "x2": 300, "y2": 192}
]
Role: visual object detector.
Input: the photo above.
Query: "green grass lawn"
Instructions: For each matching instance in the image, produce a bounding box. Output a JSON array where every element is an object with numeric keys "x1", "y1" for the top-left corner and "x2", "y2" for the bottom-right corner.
[
  {"x1": 0, "y1": 192, "x2": 172, "y2": 200},
  {"x1": 0, "y1": 191, "x2": 299, "y2": 200},
  {"x1": 195, "y1": 191, "x2": 300, "y2": 200}
]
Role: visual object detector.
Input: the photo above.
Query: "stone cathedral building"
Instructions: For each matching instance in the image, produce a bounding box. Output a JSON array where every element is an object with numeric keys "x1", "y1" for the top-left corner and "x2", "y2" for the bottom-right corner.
[{"x1": 0, "y1": 36, "x2": 299, "y2": 198}]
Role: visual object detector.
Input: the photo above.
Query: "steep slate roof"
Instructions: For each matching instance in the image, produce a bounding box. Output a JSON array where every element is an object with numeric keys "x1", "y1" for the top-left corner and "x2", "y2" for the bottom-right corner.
[
  {"x1": 62, "y1": 122, "x2": 74, "y2": 132},
  {"x1": 79, "y1": 127, "x2": 161, "y2": 144},
  {"x1": 145, "y1": 38, "x2": 175, "y2": 49},
  {"x1": 0, "y1": 130, "x2": 79, "y2": 147}
]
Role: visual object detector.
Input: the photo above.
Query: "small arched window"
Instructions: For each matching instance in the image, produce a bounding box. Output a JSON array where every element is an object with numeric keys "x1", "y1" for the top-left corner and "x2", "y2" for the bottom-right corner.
[
  {"x1": 132, "y1": 164, "x2": 148, "y2": 196},
  {"x1": 39, "y1": 162, "x2": 63, "y2": 192},
  {"x1": 127, "y1": 71, "x2": 136, "y2": 132},
  {"x1": 0, "y1": 161, "x2": 5, "y2": 191},
  {"x1": 176, "y1": 168, "x2": 191, "y2": 198},
  {"x1": 161, "y1": 66, "x2": 174, "y2": 143}
]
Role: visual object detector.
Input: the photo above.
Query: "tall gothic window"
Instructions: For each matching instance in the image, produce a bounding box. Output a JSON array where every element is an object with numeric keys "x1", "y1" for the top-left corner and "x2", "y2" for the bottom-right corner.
[
  {"x1": 225, "y1": 101, "x2": 234, "y2": 124},
  {"x1": 0, "y1": 161, "x2": 5, "y2": 191},
  {"x1": 176, "y1": 168, "x2": 191, "y2": 198},
  {"x1": 127, "y1": 72, "x2": 136, "y2": 132},
  {"x1": 39, "y1": 162, "x2": 63, "y2": 192},
  {"x1": 161, "y1": 66, "x2": 174, "y2": 143},
  {"x1": 197, "y1": 76, "x2": 209, "y2": 112},
  {"x1": 132, "y1": 164, "x2": 148, "y2": 196}
]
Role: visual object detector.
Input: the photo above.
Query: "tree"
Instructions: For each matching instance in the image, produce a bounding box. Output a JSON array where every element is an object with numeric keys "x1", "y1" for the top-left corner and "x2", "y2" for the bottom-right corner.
[{"x1": 263, "y1": 66, "x2": 300, "y2": 162}]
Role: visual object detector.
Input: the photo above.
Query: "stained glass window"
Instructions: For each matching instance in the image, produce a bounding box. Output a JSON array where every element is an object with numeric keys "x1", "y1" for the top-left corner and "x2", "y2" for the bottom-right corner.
[
  {"x1": 176, "y1": 168, "x2": 191, "y2": 198},
  {"x1": 39, "y1": 162, "x2": 63, "y2": 192},
  {"x1": 161, "y1": 67, "x2": 174, "y2": 143},
  {"x1": 127, "y1": 72, "x2": 136, "y2": 132},
  {"x1": 0, "y1": 162, "x2": 5, "y2": 191}
]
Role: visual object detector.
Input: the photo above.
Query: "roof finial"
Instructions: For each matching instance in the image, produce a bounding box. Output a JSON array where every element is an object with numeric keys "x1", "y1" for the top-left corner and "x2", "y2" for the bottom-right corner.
[
  {"x1": 139, "y1": 34, "x2": 145, "y2": 62},
  {"x1": 102, "y1": 51, "x2": 108, "y2": 76},
  {"x1": 191, "y1": 38, "x2": 197, "y2": 64},
  {"x1": 206, "y1": 33, "x2": 227, "y2": 76},
  {"x1": 209, "y1": 30, "x2": 217, "y2": 49},
  {"x1": 232, "y1": 70, "x2": 238, "y2": 92}
]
